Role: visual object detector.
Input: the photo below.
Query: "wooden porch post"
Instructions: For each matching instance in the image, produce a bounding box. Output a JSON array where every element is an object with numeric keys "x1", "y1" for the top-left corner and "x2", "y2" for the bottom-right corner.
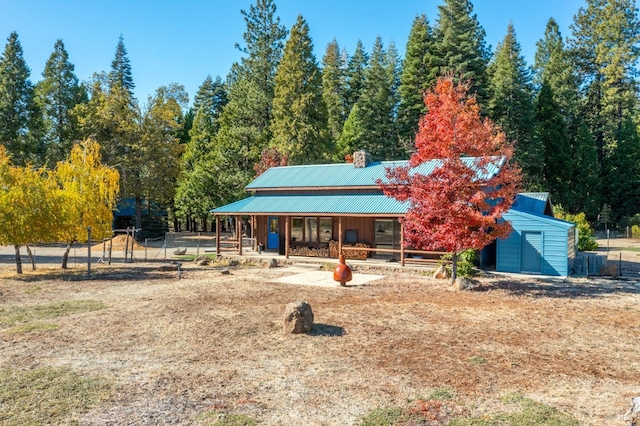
[
  {"x1": 215, "y1": 215, "x2": 221, "y2": 255},
  {"x1": 285, "y1": 216, "x2": 290, "y2": 259},
  {"x1": 338, "y1": 217, "x2": 343, "y2": 258},
  {"x1": 237, "y1": 215, "x2": 242, "y2": 256},
  {"x1": 400, "y1": 220, "x2": 405, "y2": 267},
  {"x1": 251, "y1": 215, "x2": 256, "y2": 250}
]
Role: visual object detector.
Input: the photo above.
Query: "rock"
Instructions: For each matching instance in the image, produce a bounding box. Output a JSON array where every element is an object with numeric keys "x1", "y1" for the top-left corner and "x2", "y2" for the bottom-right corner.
[
  {"x1": 283, "y1": 301, "x2": 314, "y2": 334},
  {"x1": 173, "y1": 248, "x2": 187, "y2": 255},
  {"x1": 194, "y1": 256, "x2": 211, "y2": 266},
  {"x1": 220, "y1": 268, "x2": 230, "y2": 275},
  {"x1": 454, "y1": 277, "x2": 482, "y2": 291},
  {"x1": 268, "y1": 258, "x2": 278, "y2": 268},
  {"x1": 625, "y1": 396, "x2": 640, "y2": 425},
  {"x1": 599, "y1": 263, "x2": 619, "y2": 277},
  {"x1": 433, "y1": 265, "x2": 451, "y2": 280}
]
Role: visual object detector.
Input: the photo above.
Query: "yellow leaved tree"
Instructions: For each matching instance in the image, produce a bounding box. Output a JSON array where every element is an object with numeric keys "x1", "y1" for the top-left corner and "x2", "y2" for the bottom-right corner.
[
  {"x1": 54, "y1": 138, "x2": 119, "y2": 268},
  {"x1": 0, "y1": 146, "x2": 61, "y2": 274}
]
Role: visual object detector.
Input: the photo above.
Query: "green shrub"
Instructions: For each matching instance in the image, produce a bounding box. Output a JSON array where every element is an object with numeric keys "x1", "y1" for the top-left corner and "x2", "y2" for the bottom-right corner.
[
  {"x1": 439, "y1": 249, "x2": 477, "y2": 277},
  {"x1": 554, "y1": 208, "x2": 598, "y2": 251}
]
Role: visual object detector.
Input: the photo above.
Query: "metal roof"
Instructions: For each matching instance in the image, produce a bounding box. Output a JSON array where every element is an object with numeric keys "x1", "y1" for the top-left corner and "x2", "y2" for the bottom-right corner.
[
  {"x1": 511, "y1": 192, "x2": 551, "y2": 216},
  {"x1": 246, "y1": 156, "x2": 505, "y2": 190},
  {"x1": 212, "y1": 194, "x2": 408, "y2": 215},
  {"x1": 505, "y1": 208, "x2": 575, "y2": 229}
]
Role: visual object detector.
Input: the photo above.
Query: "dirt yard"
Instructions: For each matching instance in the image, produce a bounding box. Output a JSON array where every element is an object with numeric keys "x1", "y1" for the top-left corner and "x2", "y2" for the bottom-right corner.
[{"x1": 1, "y1": 253, "x2": 639, "y2": 425}]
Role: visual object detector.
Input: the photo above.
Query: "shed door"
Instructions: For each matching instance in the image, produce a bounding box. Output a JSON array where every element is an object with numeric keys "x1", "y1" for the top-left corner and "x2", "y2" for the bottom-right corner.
[{"x1": 521, "y1": 231, "x2": 542, "y2": 273}]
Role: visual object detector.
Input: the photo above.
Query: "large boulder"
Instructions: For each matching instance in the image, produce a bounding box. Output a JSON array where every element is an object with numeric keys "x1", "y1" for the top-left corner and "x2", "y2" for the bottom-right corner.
[
  {"x1": 454, "y1": 277, "x2": 482, "y2": 291},
  {"x1": 283, "y1": 301, "x2": 314, "y2": 334}
]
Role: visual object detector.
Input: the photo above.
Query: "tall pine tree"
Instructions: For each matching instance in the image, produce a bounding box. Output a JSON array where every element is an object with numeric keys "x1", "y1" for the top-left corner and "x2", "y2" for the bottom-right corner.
[
  {"x1": 175, "y1": 76, "x2": 228, "y2": 230},
  {"x1": 535, "y1": 81, "x2": 572, "y2": 207},
  {"x1": 488, "y1": 23, "x2": 541, "y2": 190},
  {"x1": 0, "y1": 32, "x2": 42, "y2": 166},
  {"x1": 569, "y1": 0, "x2": 640, "y2": 221},
  {"x1": 36, "y1": 39, "x2": 86, "y2": 166},
  {"x1": 271, "y1": 15, "x2": 329, "y2": 164},
  {"x1": 356, "y1": 37, "x2": 397, "y2": 160},
  {"x1": 108, "y1": 35, "x2": 135, "y2": 97},
  {"x1": 322, "y1": 39, "x2": 346, "y2": 144},
  {"x1": 433, "y1": 0, "x2": 491, "y2": 105},
  {"x1": 344, "y1": 40, "x2": 368, "y2": 113},
  {"x1": 214, "y1": 0, "x2": 287, "y2": 203},
  {"x1": 397, "y1": 14, "x2": 437, "y2": 151}
]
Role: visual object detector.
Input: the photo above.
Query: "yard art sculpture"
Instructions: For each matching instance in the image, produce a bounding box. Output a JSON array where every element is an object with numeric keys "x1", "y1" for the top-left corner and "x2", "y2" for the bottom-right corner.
[{"x1": 333, "y1": 254, "x2": 353, "y2": 286}]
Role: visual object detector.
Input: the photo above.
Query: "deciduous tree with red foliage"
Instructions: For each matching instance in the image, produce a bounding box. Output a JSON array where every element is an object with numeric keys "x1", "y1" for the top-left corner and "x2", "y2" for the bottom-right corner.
[
  {"x1": 378, "y1": 76, "x2": 521, "y2": 283},
  {"x1": 254, "y1": 148, "x2": 289, "y2": 177}
]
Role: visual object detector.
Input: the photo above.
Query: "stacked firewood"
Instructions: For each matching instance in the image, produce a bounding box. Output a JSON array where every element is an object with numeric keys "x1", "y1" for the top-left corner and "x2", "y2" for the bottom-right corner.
[
  {"x1": 289, "y1": 246, "x2": 330, "y2": 257},
  {"x1": 328, "y1": 240, "x2": 369, "y2": 260}
]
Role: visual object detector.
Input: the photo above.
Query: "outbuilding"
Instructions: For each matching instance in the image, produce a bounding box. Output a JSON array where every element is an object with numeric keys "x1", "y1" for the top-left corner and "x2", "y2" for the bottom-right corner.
[{"x1": 496, "y1": 193, "x2": 576, "y2": 277}]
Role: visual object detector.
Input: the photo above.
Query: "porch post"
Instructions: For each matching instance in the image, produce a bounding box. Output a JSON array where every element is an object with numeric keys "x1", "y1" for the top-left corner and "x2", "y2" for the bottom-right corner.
[
  {"x1": 251, "y1": 215, "x2": 256, "y2": 250},
  {"x1": 285, "y1": 216, "x2": 290, "y2": 259},
  {"x1": 400, "y1": 220, "x2": 405, "y2": 267},
  {"x1": 237, "y1": 215, "x2": 242, "y2": 256},
  {"x1": 338, "y1": 217, "x2": 343, "y2": 258},
  {"x1": 215, "y1": 215, "x2": 221, "y2": 255}
]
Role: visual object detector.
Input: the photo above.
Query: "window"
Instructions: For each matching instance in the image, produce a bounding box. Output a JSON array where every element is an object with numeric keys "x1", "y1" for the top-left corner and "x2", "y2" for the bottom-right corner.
[
  {"x1": 319, "y1": 218, "x2": 332, "y2": 242},
  {"x1": 291, "y1": 216, "x2": 332, "y2": 243},
  {"x1": 291, "y1": 217, "x2": 303, "y2": 242},
  {"x1": 305, "y1": 218, "x2": 318, "y2": 242},
  {"x1": 375, "y1": 219, "x2": 401, "y2": 249},
  {"x1": 345, "y1": 230, "x2": 358, "y2": 244}
]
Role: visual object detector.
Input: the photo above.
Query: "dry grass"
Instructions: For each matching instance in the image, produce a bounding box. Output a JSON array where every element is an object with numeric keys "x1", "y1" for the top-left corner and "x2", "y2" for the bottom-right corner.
[{"x1": 0, "y1": 262, "x2": 639, "y2": 425}]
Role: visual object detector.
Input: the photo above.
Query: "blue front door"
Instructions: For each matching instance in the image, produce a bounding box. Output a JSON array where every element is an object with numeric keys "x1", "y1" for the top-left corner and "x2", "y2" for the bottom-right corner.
[{"x1": 267, "y1": 216, "x2": 279, "y2": 250}]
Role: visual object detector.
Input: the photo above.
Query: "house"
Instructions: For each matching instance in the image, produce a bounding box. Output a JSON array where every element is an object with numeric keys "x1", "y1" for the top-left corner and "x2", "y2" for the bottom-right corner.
[
  {"x1": 496, "y1": 192, "x2": 576, "y2": 277},
  {"x1": 212, "y1": 152, "x2": 576, "y2": 275}
]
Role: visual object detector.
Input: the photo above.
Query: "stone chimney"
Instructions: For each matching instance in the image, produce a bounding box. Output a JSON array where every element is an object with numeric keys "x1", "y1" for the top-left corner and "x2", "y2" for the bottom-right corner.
[{"x1": 353, "y1": 150, "x2": 371, "y2": 168}]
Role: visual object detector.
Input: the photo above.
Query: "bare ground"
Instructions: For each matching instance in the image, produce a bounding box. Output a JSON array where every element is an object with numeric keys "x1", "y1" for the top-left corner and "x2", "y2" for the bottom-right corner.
[{"x1": 1, "y1": 249, "x2": 639, "y2": 425}]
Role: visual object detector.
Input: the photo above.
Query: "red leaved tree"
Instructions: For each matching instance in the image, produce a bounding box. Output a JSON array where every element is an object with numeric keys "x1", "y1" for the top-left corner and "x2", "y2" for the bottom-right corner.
[
  {"x1": 378, "y1": 76, "x2": 521, "y2": 283},
  {"x1": 254, "y1": 148, "x2": 289, "y2": 177}
]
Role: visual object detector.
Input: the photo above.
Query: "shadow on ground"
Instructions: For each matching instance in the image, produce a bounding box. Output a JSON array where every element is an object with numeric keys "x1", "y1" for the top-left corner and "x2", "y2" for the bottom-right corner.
[
  {"x1": 310, "y1": 323, "x2": 346, "y2": 337},
  {"x1": 485, "y1": 277, "x2": 640, "y2": 298}
]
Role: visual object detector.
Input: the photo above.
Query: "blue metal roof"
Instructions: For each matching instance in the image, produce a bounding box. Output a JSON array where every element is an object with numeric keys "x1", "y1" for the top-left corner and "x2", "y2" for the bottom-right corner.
[
  {"x1": 246, "y1": 156, "x2": 505, "y2": 190},
  {"x1": 504, "y1": 208, "x2": 575, "y2": 229},
  {"x1": 511, "y1": 192, "x2": 552, "y2": 216},
  {"x1": 212, "y1": 194, "x2": 408, "y2": 215}
]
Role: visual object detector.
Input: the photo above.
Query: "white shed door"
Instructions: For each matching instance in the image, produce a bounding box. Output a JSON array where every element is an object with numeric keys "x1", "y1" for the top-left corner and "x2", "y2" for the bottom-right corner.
[{"x1": 521, "y1": 231, "x2": 542, "y2": 273}]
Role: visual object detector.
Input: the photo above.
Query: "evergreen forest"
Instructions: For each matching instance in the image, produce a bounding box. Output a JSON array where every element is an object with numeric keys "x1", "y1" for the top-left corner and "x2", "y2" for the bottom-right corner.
[{"x1": 1, "y1": 0, "x2": 639, "y2": 233}]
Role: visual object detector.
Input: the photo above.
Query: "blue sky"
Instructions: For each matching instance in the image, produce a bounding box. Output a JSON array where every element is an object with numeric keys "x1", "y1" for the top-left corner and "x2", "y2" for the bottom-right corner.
[{"x1": 0, "y1": 0, "x2": 585, "y2": 106}]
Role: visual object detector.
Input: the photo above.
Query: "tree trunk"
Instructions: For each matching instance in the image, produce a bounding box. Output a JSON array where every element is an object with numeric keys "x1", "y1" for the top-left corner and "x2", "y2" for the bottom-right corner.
[
  {"x1": 451, "y1": 251, "x2": 458, "y2": 285},
  {"x1": 25, "y1": 245, "x2": 36, "y2": 270},
  {"x1": 14, "y1": 244, "x2": 22, "y2": 274},
  {"x1": 61, "y1": 241, "x2": 74, "y2": 269}
]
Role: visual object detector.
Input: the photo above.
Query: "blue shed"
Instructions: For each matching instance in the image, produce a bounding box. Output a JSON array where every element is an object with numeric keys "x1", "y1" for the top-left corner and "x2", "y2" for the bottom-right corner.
[{"x1": 496, "y1": 193, "x2": 576, "y2": 277}]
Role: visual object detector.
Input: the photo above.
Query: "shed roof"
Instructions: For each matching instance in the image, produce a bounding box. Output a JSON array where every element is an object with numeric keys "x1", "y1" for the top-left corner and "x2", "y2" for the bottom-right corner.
[
  {"x1": 212, "y1": 194, "x2": 408, "y2": 216},
  {"x1": 504, "y1": 208, "x2": 575, "y2": 229},
  {"x1": 511, "y1": 192, "x2": 554, "y2": 216},
  {"x1": 247, "y1": 156, "x2": 505, "y2": 190}
]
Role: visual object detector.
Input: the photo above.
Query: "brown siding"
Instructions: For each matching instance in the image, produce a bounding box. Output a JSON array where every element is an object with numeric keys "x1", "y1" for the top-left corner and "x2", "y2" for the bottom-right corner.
[{"x1": 335, "y1": 216, "x2": 375, "y2": 246}]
